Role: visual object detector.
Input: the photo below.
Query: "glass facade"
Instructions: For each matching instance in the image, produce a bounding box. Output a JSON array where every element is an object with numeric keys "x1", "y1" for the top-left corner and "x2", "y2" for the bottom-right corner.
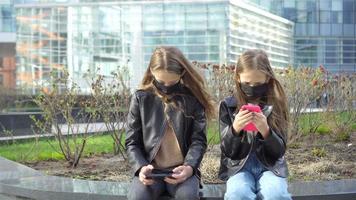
[
  {"x1": 14, "y1": 0, "x2": 294, "y2": 93},
  {"x1": 248, "y1": 0, "x2": 356, "y2": 73},
  {"x1": 13, "y1": 0, "x2": 294, "y2": 93},
  {"x1": 16, "y1": 4, "x2": 136, "y2": 92},
  {"x1": 141, "y1": 3, "x2": 228, "y2": 66},
  {"x1": 2, "y1": 0, "x2": 354, "y2": 93},
  {"x1": 16, "y1": 6, "x2": 68, "y2": 92},
  {"x1": 67, "y1": 6, "x2": 131, "y2": 93},
  {"x1": 228, "y1": 1, "x2": 293, "y2": 68}
]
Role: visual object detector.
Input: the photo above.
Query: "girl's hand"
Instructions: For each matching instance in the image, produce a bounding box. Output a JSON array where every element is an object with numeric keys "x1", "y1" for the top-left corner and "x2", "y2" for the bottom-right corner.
[
  {"x1": 232, "y1": 109, "x2": 253, "y2": 134},
  {"x1": 139, "y1": 164, "x2": 155, "y2": 185},
  {"x1": 164, "y1": 165, "x2": 193, "y2": 185},
  {"x1": 252, "y1": 112, "x2": 270, "y2": 138}
]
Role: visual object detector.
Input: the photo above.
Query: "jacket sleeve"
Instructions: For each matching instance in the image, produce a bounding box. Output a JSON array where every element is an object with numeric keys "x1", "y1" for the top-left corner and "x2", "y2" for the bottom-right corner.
[
  {"x1": 255, "y1": 129, "x2": 286, "y2": 166},
  {"x1": 183, "y1": 100, "x2": 207, "y2": 175},
  {"x1": 219, "y1": 100, "x2": 250, "y2": 160},
  {"x1": 125, "y1": 92, "x2": 149, "y2": 176}
]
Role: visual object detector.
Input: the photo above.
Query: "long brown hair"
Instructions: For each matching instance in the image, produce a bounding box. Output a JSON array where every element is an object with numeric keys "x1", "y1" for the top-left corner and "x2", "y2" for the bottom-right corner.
[
  {"x1": 234, "y1": 49, "x2": 289, "y2": 138},
  {"x1": 139, "y1": 46, "x2": 215, "y2": 119}
]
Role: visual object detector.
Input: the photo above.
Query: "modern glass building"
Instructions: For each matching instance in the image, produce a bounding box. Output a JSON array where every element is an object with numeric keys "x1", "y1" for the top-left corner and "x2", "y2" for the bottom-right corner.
[
  {"x1": 14, "y1": 0, "x2": 294, "y2": 93},
  {"x1": 0, "y1": 0, "x2": 15, "y2": 33},
  {"x1": 15, "y1": 4, "x2": 131, "y2": 93},
  {"x1": 142, "y1": 1, "x2": 293, "y2": 67},
  {"x1": 0, "y1": 0, "x2": 16, "y2": 89},
  {"x1": 248, "y1": 0, "x2": 356, "y2": 73},
  {"x1": 228, "y1": 1, "x2": 293, "y2": 68}
]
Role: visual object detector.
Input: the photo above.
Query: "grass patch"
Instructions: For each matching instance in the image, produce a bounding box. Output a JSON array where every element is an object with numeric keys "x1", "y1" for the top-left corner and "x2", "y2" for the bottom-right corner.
[
  {"x1": 287, "y1": 143, "x2": 300, "y2": 149},
  {"x1": 298, "y1": 111, "x2": 355, "y2": 135},
  {"x1": 207, "y1": 121, "x2": 220, "y2": 145},
  {"x1": 351, "y1": 123, "x2": 356, "y2": 131},
  {"x1": 0, "y1": 123, "x2": 220, "y2": 163},
  {"x1": 311, "y1": 147, "x2": 326, "y2": 157},
  {"x1": 0, "y1": 134, "x2": 118, "y2": 162},
  {"x1": 316, "y1": 124, "x2": 332, "y2": 135},
  {"x1": 298, "y1": 112, "x2": 323, "y2": 135},
  {"x1": 335, "y1": 132, "x2": 350, "y2": 142}
]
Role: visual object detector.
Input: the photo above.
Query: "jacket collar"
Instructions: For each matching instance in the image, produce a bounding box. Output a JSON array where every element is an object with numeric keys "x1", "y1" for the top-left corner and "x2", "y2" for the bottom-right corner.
[{"x1": 224, "y1": 96, "x2": 273, "y2": 117}]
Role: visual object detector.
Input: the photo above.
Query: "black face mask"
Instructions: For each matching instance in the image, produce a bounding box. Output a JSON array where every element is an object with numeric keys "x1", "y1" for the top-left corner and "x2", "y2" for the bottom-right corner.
[
  {"x1": 240, "y1": 83, "x2": 269, "y2": 99},
  {"x1": 153, "y1": 78, "x2": 181, "y2": 95}
]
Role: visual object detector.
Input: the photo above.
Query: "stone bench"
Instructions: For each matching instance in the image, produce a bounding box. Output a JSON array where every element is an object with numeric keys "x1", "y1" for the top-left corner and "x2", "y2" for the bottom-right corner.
[{"x1": 0, "y1": 157, "x2": 355, "y2": 200}]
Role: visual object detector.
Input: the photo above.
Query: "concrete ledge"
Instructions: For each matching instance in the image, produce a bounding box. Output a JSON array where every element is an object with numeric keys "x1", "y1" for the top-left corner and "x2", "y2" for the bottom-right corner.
[{"x1": 0, "y1": 157, "x2": 355, "y2": 200}]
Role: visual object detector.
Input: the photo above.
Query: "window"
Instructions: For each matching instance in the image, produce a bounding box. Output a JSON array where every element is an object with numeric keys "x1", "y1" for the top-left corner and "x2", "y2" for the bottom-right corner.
[
  {"x1": 331, "y1": 11, "x2": 342, "y2": 23},
  {"x1": 320, "y1": 11, "x2": 331, "y2": 23},
  {"x1": 209, "y1": 45, "x2": 219, "y2": 52},
  {"x1": 343, "y1": 24, "x2": 355, "y2": 36},
  {"x1": 308, "y1": 23, "x2": 319, "y2": 35},
  {"x1": 282, "y1": 8, "x2": 297, "y2": 21},
  {"x1": 331, "y1": 0, "x2": 343, "y2": 11},
  {"x1": 284, "y1": 0, "x2": 296, "y2": 8},
  {"x1": 320, "y1": 24, "x2": 331, "y2": 36},
  {"x1": 319, "y1": 0, "x2": 331, "y2": 11},
  {"x1": 343, "y1": 40, "x2": 355, "y2": 46},
  {"x1": 343, "y1": 0, "x2": 354, "y2": 11},
  {"x1": 296, "y1": 1, "x2": 306, "y2": 10},
  {"x1": 343, "y1": 11, "x2": 354, "y2": 24},
  {"x1": 188, "y1": 53, "x2": 207, "y2": 61},
  {"x1": 186, "y1": 37, "x2": 206, "y2": 44},
  {"x1": 296, "y1": 11, "x2": 307, "y2": 22},
  {"x1": 343, "y1": 58, "x2": 353, "y2": 64},
  {"x1": 331, "y1": 24, "x2": 343, "y2": 35},
  {"x1": 325, "y1": 40, "x2": 337, "y2": 45},
  {"x1": 209, "y1": 53, "x2": 219, "y2": 60},
  {"x1": 186, "y1": 45, "x2": 207, "y2": 53},
  {"x1": 295, "y1": 23, "x2": 307, "y2": 35},
  {"x1": 306, "y1": 11, "x2": 317, "y2": 23},
  {"x1": 143, "y1": 4, "x2": 163, "y2": 15},
  {"x1": 325, "y1": 58, "x2": 337, "y2": 64},
  {"x1": 208, "y1": 3, "x2": 225, "y2": 12}
]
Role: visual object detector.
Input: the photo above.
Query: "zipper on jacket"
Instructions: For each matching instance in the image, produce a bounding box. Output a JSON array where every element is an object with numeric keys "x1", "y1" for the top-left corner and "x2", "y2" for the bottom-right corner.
[
  {"x1": 253, "y1": 135, "x2": 280, "y2": 176},
  {"x1": 234, "y1": 131, "x2": 255, "y2": 173},
  {"x1": 166, "y1": 113, "x2": 185, "y2": 156},
  {"x1": 149, "y1": 119, "x2": 168, "y2": 163}
]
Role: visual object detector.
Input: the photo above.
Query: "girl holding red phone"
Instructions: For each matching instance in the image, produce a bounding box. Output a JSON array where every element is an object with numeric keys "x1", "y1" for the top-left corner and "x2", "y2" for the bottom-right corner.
[{"x1": 219, "y1": 49, "x2": 292, "y2": 200}]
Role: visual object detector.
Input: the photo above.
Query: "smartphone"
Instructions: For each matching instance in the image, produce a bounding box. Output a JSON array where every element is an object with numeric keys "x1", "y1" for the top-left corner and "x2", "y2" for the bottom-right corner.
[
  {"x1": 146, "y1": 169, "x2": 174, "y2": 179},
  {"x1": 241, "y1": 104, "x2": 261, "y2": 131},
  {"x1": 241, "y1": 104, "x2": 261, "y2": 113}
]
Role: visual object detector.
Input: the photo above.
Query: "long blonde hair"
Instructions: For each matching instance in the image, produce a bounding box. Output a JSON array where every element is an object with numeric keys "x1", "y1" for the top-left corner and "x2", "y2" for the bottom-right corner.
[
  {"x1": 139, "y1": 46, "x2": 215, "y2": 119},
  {"x1": 234, "y1": 49, "x2": 289, "y2": 138}
]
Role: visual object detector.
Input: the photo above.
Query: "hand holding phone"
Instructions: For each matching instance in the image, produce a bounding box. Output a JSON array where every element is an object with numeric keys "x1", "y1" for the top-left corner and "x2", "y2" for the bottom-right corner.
[
  {"x1": 240, "y1": 104, "x2": 261, "y2": 131},
  {"x1": 146, "y1": 169, "x2": 174, "y2": 179}
]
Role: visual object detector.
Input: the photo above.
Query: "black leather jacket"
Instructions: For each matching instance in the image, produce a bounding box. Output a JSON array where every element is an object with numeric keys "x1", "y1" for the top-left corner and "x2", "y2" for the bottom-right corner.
[
  {"x1": 125, "y1": 87, "x2": 207, "y2": 178},
  {"x1": 218, "y1": 96, "x2": 288, "y2": 181}
]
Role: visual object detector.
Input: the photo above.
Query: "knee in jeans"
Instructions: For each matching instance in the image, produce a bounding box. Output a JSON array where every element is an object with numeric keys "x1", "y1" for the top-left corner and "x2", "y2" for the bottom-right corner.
[
  {"x1": 127, "y1": 191, "x2": 149, "y2": 200},
  {"x1": 259, "y1": 189, "x2": 291, "y2": 200},
  {"x1": 175, "y1": 189, "x2": 199, "y2": 200},
  {"x1": 127, "y1": 185, "x2": 154, "y2": 200},
  {"x1": 225, "y1": 185, "x2": 255, "y2": 200}
]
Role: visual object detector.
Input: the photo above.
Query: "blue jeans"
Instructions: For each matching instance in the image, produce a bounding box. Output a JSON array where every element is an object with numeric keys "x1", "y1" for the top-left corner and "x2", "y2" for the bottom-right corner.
[
  {"x1": 127, "y1": 175, "x2": 200, "y2": 200},
  {"x1": 224, "y1": 152, "x2": 292, "y2": 200}
]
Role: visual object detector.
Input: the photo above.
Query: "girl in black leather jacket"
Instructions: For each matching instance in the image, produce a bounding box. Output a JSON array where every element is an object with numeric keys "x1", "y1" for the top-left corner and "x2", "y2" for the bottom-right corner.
[
  {"x1": 125, "y1": 46, "x2": 214, "y2": 200},
  {"x1": 219, "y1": 49, "x2": 292, "y2": 200}
]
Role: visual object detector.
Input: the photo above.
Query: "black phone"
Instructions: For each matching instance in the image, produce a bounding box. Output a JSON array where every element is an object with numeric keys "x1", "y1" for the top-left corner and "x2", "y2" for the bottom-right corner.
[{"x1": 146, "y1": 169, "x2": 174, "y2": 179}]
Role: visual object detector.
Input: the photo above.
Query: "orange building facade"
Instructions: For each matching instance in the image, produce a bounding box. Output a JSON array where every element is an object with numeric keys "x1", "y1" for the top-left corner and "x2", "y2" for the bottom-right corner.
[{"x1": 0, "y1": 56, "x2": 16, "y2": 89}]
